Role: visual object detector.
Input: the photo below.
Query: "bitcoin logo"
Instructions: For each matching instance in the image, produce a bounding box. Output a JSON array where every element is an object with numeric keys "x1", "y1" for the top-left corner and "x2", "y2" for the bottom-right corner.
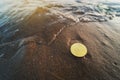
[{"x1": 70, "y1": 43, "x2": 87, "y2": 57}]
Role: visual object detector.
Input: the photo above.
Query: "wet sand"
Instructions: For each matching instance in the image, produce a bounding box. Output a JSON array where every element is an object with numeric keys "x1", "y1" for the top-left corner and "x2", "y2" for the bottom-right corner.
[{"x1": 0, "y1": 1, "x2": 120, "y2": 80}]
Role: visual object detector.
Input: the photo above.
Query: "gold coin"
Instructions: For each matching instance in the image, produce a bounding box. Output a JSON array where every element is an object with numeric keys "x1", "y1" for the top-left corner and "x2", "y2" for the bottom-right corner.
[{"x1": 70, "y1": 43, "x2": 87, "y2": 57}]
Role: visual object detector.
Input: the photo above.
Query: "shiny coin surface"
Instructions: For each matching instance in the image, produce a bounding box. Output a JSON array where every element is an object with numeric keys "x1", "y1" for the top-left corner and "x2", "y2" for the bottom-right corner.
[{"x1": 70, "y1": 43, "x2": 87, "y2": 57}]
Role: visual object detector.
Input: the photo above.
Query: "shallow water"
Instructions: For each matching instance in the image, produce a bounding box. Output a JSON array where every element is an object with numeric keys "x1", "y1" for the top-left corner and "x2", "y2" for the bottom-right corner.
[
  {"x1": 0, "y1": 0, "x2": 120, "y2": 63},
  {"x1": 0, "y1": 0, "x2": 120, "y2": 80},
  {"x1": 0, "y1": 0, "x2": 120, "y2": 62}
]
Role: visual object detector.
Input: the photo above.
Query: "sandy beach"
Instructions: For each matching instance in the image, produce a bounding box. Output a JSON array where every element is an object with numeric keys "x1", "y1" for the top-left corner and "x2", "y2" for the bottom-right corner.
[{"x1": 0, "y1": 0, "x2": 120, "y2": 80}]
